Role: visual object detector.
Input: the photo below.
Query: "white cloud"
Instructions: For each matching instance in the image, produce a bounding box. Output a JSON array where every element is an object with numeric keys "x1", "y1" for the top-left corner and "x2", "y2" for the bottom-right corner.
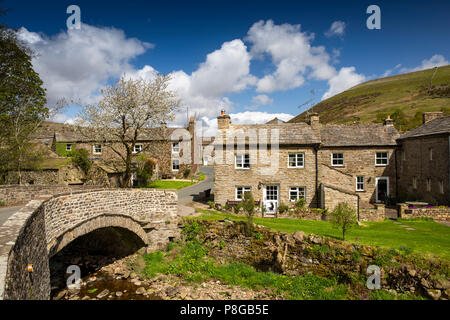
[
  {"x1": 246, "y1": 20, "x2": 337, "y2": 93},
  {"x1": 382, "y1": 63, "x2": 402, "y2": 77},
  {"x1": 322, "y1": 67, "x2": 366, "y2": 100},
  {"x1": 200, "y1": 111, "x2": 294, "y2": 136},
  {"x1": 17, "y1": 24, "x2": 152, "y2": 107},
  {"x1": 252, "y1": 94, "x2": 273, "y2": 105},
  {"x1": 325, "y1": 21, "x2": 346, "y2": 38},
  {"x1": 400, "y1": 54, "x2": 449, "y2": 73}
]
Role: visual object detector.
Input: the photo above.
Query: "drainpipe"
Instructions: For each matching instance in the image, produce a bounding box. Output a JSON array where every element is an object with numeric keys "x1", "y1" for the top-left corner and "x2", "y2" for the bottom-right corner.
[
  {"x1": 315, "y1": 144, "x2": 320, "y2": 208},
  {"x1": 357, "y1": 196, "x2": 360, "y2": 221}
]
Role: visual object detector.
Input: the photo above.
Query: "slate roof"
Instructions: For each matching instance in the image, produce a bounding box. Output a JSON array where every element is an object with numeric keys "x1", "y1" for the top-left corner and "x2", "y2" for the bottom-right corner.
[
  {"x1": 320, "y1": 124, "x2": 399, "y2": 147},
  {"x1": 217, "y1": 122, "x2": 399, "y2": 147},
  {"x1": 220, "y1": 123, "x2": 321, "y2": 145},
  {"x1": 398, "y1": 116, "x2": 450, "y2": 140},
  {"x1": 35, "y1": 121, "x2": 184, "y2": 143}
]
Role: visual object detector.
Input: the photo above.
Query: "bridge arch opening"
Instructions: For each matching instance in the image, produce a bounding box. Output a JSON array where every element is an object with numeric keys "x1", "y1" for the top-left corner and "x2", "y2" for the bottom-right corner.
[{"x1": 49, "y1": 225, "x2": 146, "y2": 298}]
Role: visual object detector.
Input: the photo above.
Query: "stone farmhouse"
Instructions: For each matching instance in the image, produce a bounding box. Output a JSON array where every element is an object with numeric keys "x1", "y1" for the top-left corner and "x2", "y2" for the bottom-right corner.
[
  {"x1": 213, "y1": 110, "x2": 450, "y2": 216},
  {"x1": 396, "y1": 113, "x2": 450, "y2": 205},
  {"x1": 11, "y1": 118, "x2": 200, "y2": 187}
]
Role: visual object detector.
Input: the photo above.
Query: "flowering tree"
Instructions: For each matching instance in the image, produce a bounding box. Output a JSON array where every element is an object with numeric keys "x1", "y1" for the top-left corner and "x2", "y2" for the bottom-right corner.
[{"x1": 77, "y1": 75, "x2": 180, "y2": 187}]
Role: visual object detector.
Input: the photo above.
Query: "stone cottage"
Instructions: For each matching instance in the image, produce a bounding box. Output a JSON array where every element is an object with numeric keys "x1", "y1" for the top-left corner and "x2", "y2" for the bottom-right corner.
[
  {"x1": 213, "y1": 110, "x2": 399, "y2": 214},
  {"x1": 396, "y1": 112, "x2": 449, "y2": 205},
  {"x1": 35, "y1": 118, "x2": 199, "y2": 182}
]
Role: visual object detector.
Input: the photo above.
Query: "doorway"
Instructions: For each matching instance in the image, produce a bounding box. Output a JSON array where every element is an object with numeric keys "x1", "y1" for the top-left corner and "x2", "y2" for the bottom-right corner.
[
  {"x1": 263, "y1": 185, "x2": 279, "y2": 214},
  {"x1": 376, "y1": 177, "x2": 389, "y2": 203}
]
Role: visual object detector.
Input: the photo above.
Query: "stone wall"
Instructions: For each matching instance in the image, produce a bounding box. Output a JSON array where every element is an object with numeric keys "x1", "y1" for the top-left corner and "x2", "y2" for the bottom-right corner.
[
  {"x1": 398, "y1": 203, "x2": 450, "y2": 222},
  {"x1": 321, "y1": 184, "x2": 359, "y2": 212},
  {"x1": 0, "y1": 185, "x2": 104, "y2": 206},
  {"x1": 359, "y1": 204, "x2": 385, "y2": 222},
  {"x1": 0, "y1": 201, "x2": 50, "y2": 300},
  {"x1": 1, "y1": 189, "x2": 180, "y2": 300}
]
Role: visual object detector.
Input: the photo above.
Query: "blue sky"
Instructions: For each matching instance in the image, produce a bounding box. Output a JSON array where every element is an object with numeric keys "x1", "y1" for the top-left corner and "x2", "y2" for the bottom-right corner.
[{"x1": 3, "y1": 0, "x2": 450, "y2": 135}]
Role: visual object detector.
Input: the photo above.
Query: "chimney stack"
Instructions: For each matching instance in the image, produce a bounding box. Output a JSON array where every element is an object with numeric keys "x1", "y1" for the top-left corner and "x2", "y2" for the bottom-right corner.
[
  {"x1": 161, "y1": 122, "x2": 167, "y2": 129},
  {"x1": 383, "y1": 115, "x2": 394, "y2": 126},
  {"x1": 422, "y1": 112, "x2": 443, "y2": 124},
  {"x1": 308, "y1": 112, "x2": 321, "y2": 130},
  {"x1": 217, "y1": 109, "x2": 231, "y2": 130}
]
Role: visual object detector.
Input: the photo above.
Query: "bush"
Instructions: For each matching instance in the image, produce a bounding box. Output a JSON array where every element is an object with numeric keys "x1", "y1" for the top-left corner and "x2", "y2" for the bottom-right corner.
[
  {"x1": 68, "y1": 148, "x2": 91, "y2": 174},
  {"x1": 329, "y1": 203, "x2": 357, "y2": 241},
  {"x1": 183, "y1": 168, "x2": 191, "y2": 178},
  {"x1": 278, "y1": 202, "x2": 289, "y2": 214},
  {"x1": 182, "y1": 221, "x2": 204, "y2": 242},
  {"x1": 207, "y1": 200, "x2": 215, "y2": 209},
  {"x1": 0, "y1": 200, "x2": 5, "y2": 207},
  {"x1": 136, "y1": 155, "x2": 155, "y2": 187},
  {"x1": 241, "y1": 191, "x2": 256, "y2": 236}
]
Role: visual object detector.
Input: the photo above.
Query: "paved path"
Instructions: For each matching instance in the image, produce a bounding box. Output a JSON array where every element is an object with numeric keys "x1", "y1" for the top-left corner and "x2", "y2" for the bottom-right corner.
[
  {"x1": 0, "y1": 206, "x2": 24, "y2": 227},
  {"x1": 178, "y1": 166, "x2": 214, "y2": 205}
]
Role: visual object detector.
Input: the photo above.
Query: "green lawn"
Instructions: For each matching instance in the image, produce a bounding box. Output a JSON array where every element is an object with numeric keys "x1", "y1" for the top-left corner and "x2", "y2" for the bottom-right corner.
[
  {"x1": 191, "y1": 210, "x2": 450, "y2": 260},
  {"x1": 143, "y1": 180, "x2": 195, "y2": 190}
]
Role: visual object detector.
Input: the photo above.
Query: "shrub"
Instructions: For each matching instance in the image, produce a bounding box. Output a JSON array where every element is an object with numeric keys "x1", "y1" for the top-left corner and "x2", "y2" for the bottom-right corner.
[
  {"x1": 136, "y1": 155, "x2": 155, "y2": 187},
  {"x1": 0, "y1": 200, "x2": 5, "y2": 207},
  {"x1": 183, "y1": 168, "x2": 191, "y2": 178},
  {"x1": 278, "y1": 202, "x2": 289, "y2": 214},
  {"x1": 207, "y1": 200, "x2": 215, "y2": 209},
  {"x1": 329, "y1": 202, "x2": 357, "y2": 241},
  {"x1": 182, "y1": 221, "x2": 204, "y2": 242},
  {"x1": 241, "y1": 191, "x2": 256, "y2": 236},
  {"x1": 68, "y1": 148, "x2": 91, "y2": 174}
]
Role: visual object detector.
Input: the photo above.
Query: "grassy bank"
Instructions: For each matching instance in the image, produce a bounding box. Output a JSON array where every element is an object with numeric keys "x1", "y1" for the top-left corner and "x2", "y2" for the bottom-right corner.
[
  {"x1": 143, "y1": 180, "x2": 196, "y2": 190},
  {"x1": 190, "y1": 209, "x2": 450, "y2": 260},
  {"x1": 139, "y1": 223, "x2": 422, "y2": 300}
]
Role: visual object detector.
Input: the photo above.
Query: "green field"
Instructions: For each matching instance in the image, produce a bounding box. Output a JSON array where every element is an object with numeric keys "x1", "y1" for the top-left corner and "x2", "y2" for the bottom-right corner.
[
  {"x1": 191, "y1": 210, "x2": 450, "y2": 260},
  {"x1": 289, "y1": 65, "x2": 450, "y2": 132},
  {"x1": 143, "y1": 180, "x2": 195, "y2": 190}
]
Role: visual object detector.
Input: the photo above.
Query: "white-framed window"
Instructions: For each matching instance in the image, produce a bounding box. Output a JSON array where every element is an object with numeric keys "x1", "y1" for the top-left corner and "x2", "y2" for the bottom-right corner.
[
  {"x1": 439, "y1": 181, "x2": 444, "y2": 194},
  {"x1": 172, "y1": 159, "x2": 180, "y2": 171},
  {"x1": 93, "y1": 144, "x2": 102, "y2": 155},
  {"x1": 356, "y1": 176, "x2": 365, "y2": 191},
  {"x1": 172, "y1": 142, "x2": 180, "y2": 153},
  {"x1": 429, "y1": 148, "x2": 433, "y2": 161},
  {"x1": 412, "y1": 177, "x2": 417, "y2": 189},
  {"x1": 289, "y1": 187, "x2": 306, "y2": 202},
  {"x1": 288, "y1": 153, "x2": 305, "y2": 168},
  {"x1": 235, "y1": 154, "x2": 250, "y2": 169},
  {"x1": 133, "y1": 144, "x2": 143, "y2": 153},
  {"x1": 426, "y1": 178, "x2": 431, "y2": 192},
  {"x1": 331, "y1": 153, "x2": 344, "y2": 166},
  {"x1": 375, "y1": 152, "x2": 389, "y2": 166},
  {"x1": 66, "y1": 144, "x2": 72, "y2": 151},
  {"x1": 235, "y1": 186, "x2": 251, "y2": 200}
]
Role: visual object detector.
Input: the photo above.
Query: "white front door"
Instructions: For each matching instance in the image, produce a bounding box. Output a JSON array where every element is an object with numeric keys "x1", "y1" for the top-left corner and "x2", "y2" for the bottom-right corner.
[
  {"x1": 375, "y1": 177, "x2": 389, "y2": 203},
  {"x1": 263, "y1": 185, "x2": 279, "y2": 214}
]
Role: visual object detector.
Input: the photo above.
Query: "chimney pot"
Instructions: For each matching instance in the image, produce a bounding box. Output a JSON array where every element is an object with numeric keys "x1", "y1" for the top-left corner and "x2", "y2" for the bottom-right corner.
[{"x1": 384, "y1": 115, "x2": 394, "y2": 126}]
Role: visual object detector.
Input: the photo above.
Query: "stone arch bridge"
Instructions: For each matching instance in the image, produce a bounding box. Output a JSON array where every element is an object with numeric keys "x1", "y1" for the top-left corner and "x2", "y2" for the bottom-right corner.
[{"x1": 0, "y1": 189, "x2": 179, "y2": 300}]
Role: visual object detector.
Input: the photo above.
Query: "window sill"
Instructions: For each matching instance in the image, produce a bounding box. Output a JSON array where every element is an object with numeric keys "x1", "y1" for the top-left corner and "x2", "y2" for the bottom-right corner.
[
  {"x1": 287, "y1": 166, "x2": 305, "y2": 169},
  {"x1": 235, "y1": 167, "x2": 251, "y2": 170},
  {"x1": 331, "y1": 164, "x2": 344, "y2": 167},
  {"x1": 375, "y1": 164, "x2": 388, "y2": 167}
]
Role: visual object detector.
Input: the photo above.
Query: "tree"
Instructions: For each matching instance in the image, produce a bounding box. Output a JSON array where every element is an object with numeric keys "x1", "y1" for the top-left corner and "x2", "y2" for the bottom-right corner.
[
  {"x1": 77, "y1": 75, "x2": 180, "y2": 187},
  {"x1": 239, "y1": 191, "x2": 256, "y2": 236},
  {"x1": 0, "y1": 27, "x2": 51, "y2": 184},
  {"x1": 329, "y1": 202, "x2": 357, "y2": 241}
]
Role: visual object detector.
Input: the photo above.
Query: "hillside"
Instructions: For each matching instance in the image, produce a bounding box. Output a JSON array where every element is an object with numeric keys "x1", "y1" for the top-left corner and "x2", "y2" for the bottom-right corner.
[{"x1": 288, "y1": 65, "x2": 450, "y2": 132}]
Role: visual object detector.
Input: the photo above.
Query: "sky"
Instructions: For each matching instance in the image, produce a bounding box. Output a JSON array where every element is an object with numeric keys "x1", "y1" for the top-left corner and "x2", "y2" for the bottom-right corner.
[{"x1": 3, "y1": 0, "x2": 450, "y2": 136}]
